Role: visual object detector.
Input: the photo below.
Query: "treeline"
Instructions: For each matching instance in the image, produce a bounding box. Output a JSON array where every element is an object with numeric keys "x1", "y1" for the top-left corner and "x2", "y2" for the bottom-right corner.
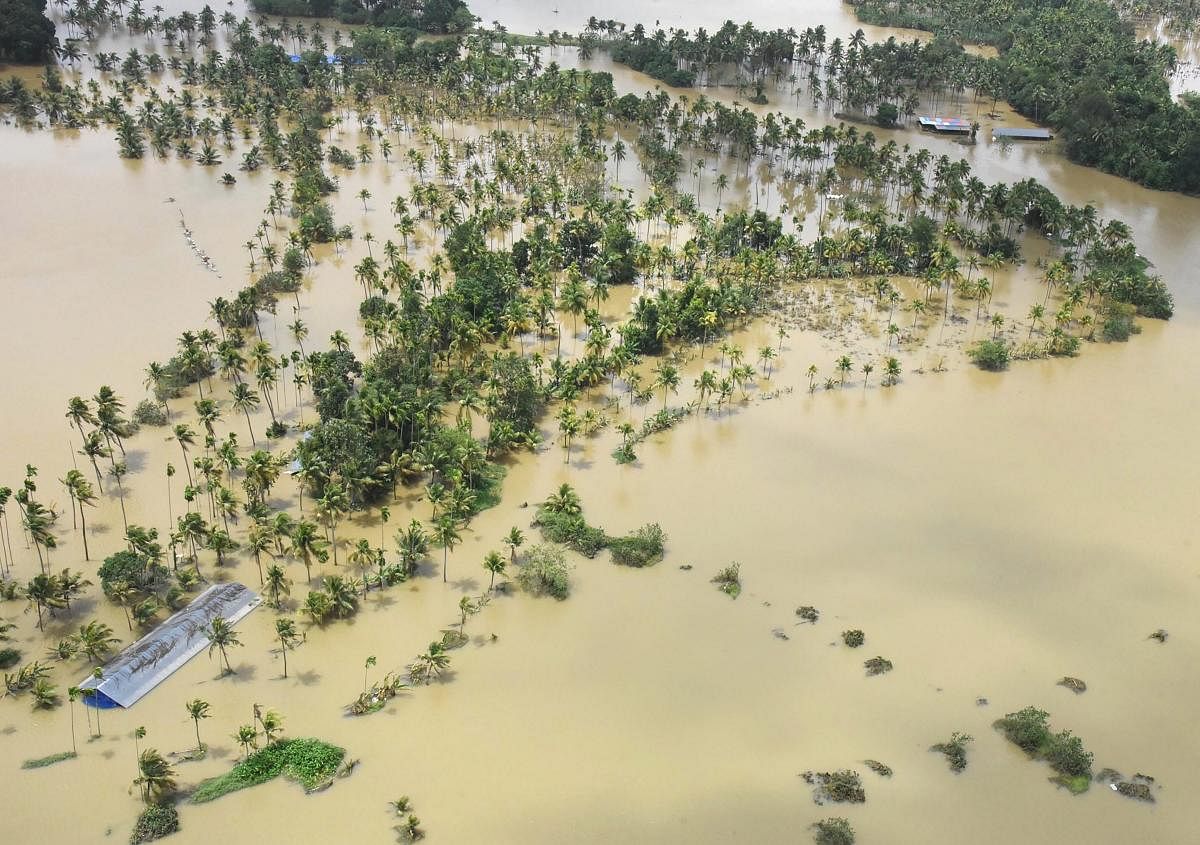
[
  {"x1": 0, "y1": 0, "x2": 56, "y2": 62},
  {"x1": 248, "y1": 0, "x2": 473, "y2": 32},
  {"x1": 849, "y1": 0, "x2": 1200, "y2": 194}
]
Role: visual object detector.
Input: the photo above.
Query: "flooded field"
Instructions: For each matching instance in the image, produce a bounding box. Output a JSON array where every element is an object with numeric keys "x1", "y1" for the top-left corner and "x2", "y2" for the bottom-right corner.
[{"x1": 2, "y1": 1, "x2": 1199, "y2": 843}]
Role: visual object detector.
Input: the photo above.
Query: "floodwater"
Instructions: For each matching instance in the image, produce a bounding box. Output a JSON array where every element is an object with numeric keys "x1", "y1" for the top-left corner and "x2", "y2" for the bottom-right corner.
[{"x1": 2, "y1": 1, "x2": 1200, "y2": 844}]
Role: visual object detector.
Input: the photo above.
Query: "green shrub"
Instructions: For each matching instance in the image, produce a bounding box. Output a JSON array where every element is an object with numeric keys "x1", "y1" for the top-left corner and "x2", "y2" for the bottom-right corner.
[
  {"x1": 130, "y1": 805, "x2": 179, "y2": 843},
  {"x1": 535, "y1": 510, "x2": 608, "y2": 558},
  {"x1": 842, "y1": 630, "x2": 865, "y2": 648},
  {"x1": 132, "y1": 400, "x2": 168, "y2": 426},
  {"x1": 515, "y1": 544, "x2": 571, "y2": 600},
  {"x1": 1101, "y1": 302, "x2": 1140, "y2": 342},
  {"x1": 812, "y1": 817, "x2": 855, "y2": 845},
  {"x1": 191, "y1": 738, "x2": 345, "y2": 803},
  {"x1": 0, "y1": 647, "x2": 20, "y2": 669},
  {"x1": 608, "y1": 523, "x2": 666, "y2": 568},
  {"x1": 1044, "y1": 730, "x2": 1093, "y2": 778},
  {"x1": 864, "y1": 656, "x2": 892, "y2": 675},
  {"x1": 995, "y1": 706, "x2": 1050, "y2": 752},
  {"x1": 931, "y1": 732, "x2": 973, "y2": 772},
  {"x1": 968, "y1": 339, "x2": 1010, "y2": 370},
  {"x1": 711, "y1": 563, "x2": 741, "y2": 598}
]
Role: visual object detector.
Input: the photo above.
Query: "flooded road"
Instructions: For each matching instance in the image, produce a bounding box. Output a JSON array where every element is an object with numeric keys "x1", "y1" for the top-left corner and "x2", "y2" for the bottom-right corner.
[{"x1": 2, "y1": 1, "x2": 1200, "y2": 843}]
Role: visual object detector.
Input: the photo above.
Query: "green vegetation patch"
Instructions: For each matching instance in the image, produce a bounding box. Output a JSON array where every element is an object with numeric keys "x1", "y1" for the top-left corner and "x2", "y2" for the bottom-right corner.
[
  {"x1": 515, "y1": 544, "x2": 572, "y2": 600},
  {"x1": 130, "y1": 805, "x2": 179, "y2": 844},
  {"x1": 21, "y1": 750, "x2": 77, "y2": 769},
  {"x1": 968, "y1": 339, "x2": 1010, "y2": 371},
  {"x1": 931, "y1": 732, "x2": 974, "y2": 772},
  {"x1": 0, "y1": 647, "x2": 20, "y2": 669},
  {"x1": 812, "y1": 816, "x2": 856, "y2": 845},
  {"x1": 534, "y1": 485, "x2": 665, "y2": 566},
  {"x1": 994, "y1": 707, "x2": 1094, "y2": 792},
  {"x1": 711, "y1": 563, "x2": 742, "y2": 598},
  {"x1": 802, "y1": 769, "x2": 866, "y2": 804},
  {"x1": 191, "y1": 738, "x2": 346, "y2": 803}
]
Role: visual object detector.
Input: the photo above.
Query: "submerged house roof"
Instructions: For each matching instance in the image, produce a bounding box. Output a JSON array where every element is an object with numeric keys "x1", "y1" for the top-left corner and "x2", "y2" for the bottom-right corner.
[
  {"x1": 918, "y1": 115, "x2": 972, "y2": 133},
  {"x1": 79, "y1": 583, "x2": 260, "y2": 708},
  {"x1": 992, "y1": 127, "x2": 1053, "y2": 140}
]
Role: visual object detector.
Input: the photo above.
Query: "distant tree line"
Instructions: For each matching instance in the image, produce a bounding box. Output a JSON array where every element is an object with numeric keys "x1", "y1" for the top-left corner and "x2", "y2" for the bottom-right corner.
[{"x1": 248, "y1": 0, "x2": 474, "y2": 32}]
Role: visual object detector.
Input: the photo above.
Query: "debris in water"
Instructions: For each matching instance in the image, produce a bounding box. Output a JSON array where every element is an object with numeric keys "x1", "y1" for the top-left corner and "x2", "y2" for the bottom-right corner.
[
  {"x1": 772, "y1": 628, "x2": 790, "y2": 641},
  {"x1": 1058, "y1": 676, "x2": 1087, "y2": 694},
  {"x1": 1149, "y1": 629, "x2": 1168, "y2": 643}
]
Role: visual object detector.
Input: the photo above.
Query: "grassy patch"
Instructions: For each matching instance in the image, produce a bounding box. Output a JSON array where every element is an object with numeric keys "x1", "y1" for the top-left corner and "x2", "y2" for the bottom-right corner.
[
  {"x1": 711, "y1": 563, "x2": 741, "y2": 598},
  {"x1": 191, "y1": 738, "x2": 345, "y2": 803},
  {"x1": 130, "y1": 805, "x2": 179, "y2": 844},
  {"x1": 21, "y1": 750, "x2": 77, "y2": 769}
]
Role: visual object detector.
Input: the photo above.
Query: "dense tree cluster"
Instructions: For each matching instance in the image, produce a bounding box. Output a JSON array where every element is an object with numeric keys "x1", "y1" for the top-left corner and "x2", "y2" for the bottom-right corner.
[
  {"x1": 849, "y1": 0, "x2": 1200, "y2": 193},
  {"x1": 0, "y1": 0, "x2": 56, "y2": 62}
]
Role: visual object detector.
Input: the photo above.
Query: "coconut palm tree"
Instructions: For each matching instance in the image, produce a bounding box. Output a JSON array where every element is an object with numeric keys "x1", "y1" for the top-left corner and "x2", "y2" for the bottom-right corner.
[
  {"x1": 275, "y1": 617, "x2": 302, "y2": 678},
  {"x1": 264, "y1": 564, "x2": 291, "y2": 609},
  {"x1": 433, "y1": 517, "x2": 461, "y2": 584},
  {"x1": 289, "y1": 520, "x2": 329, "y2": 583},
  {"x1": 505, "y1": 527, "x2": 525, "y2": 565},
  {"x1": 185, "y1": 699, "x2": 210, "y2": 751},
  {"x1": 204, "y1": 616, "x2": 242, "y2": 675},
  {"x1": 483, "y1": 550, "x2": 505, "y2": 590},
  {"x1": 133, "y1": 749, "x2": 177, "y2": 804},
  {"x1": 77, "y1": 620, "x2": 119, "y2": 664},
  {"x1": 231, "y1": 382, "x2": 261, "y2": 445},
  {"x1": 396, "y1": 520, "x2": 429, "y2": 577}
]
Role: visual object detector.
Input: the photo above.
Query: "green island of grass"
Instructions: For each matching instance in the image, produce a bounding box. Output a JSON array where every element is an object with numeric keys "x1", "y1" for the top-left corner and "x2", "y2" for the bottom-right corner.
[
  {"x1": 21, "y1": 750, "x2": 77, "y2": 769},
  {"x1": 191, "y1": 738, "x2": 346, "y2": 803}
]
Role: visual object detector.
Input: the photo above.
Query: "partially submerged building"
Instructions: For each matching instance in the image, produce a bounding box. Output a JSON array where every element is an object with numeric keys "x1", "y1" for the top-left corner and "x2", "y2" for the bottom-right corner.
[
  {"x1": 79, "y1": 582, "x2": 260, "y2": 708},
  {"x1": 992, "y1": 127, "x2": 1054, "y2": 141},
  {"x1": 917, "y1": 116, "x2": 972, "y2": 135}
]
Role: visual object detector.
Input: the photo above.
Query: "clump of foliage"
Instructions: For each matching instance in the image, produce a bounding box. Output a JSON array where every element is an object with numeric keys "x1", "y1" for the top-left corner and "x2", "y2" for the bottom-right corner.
[
  {"x1": 863, "y1": 759, "x2": 892, "y2": 777},
  {"x1": 802, "y1": 769, "x2": 866, "y2": 804},
  {"x1": 0, "y1": 647, "x2": 20, "y2": 669},
  {"x1": 812, "y1": 817, "x2": 856, "y2": 845},
  {"x1": 515, "y1": 544, "x2": 571, "y2": 600},
  {"x1": 1101, "y1": 303, "x2": 1140, "y2": 342},
  {"x1": 608, "y1": 524, "x2": 666, "y2": 568},
  {"x1": 534, "y1": 485, "x2": 665, "y2": 566},
  {"x1": 0, "y1": 0, "x2": 57, "y2": 63},
  {"x1": 347, "y1": 673, "x2": 407, "y2": 716},
  {"x1": 130, "y1": 805, "x2": 179, "y2": 844},
  {"x1": 250, "y1": 0, "x2": 473, "y2": 32},
  {"x1": 21, "y1": 750, "x2": 76, "y2": 769},
  {"x1": 931, "y1": 732, "x2": 974, "y2": 772},
  {"x1": 796, "y1": 606, "x2": 820, "y2": 624},
  {"x1": 132, "y1": 400, "x2": 169, "y2": 426},
  {"x1": 994, "y1": 706, "x2": 1094, "y2": 792},
  {"x1": 191, "y1": 738, "x2": 346, "y2": 803},
  {"x1": 1097, "y1": 770, "x2": 1156, "y2": 803},
  {"x1": 864, "y1": 656, "x2": 893, "y2": 676},
  {"x1": 842, "y1": 630, "x2": 865, "y2": 648},
  {"x1": 711, "y1": 563, "x2": 741, "y2": 598},
  {"x1": 968, "y1": 339, "x2": 1010, "y2": 371}
]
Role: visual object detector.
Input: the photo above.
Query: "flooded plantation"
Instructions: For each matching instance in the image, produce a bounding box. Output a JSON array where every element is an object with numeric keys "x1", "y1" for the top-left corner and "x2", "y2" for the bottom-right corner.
[{"x1": 1, "y1": 0, "x2": 1199, "y2": 843}]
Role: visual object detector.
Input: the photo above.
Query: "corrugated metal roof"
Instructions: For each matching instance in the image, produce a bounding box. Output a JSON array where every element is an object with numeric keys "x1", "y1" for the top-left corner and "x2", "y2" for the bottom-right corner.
[
  {"x1": 918, "y1": 116, "x2": 971, "y2": 132},
  {"x1": 79, "y1": 583, "x2": 260, "y2": 708},
  {"x1": 992, "y1": 127, "x2": 1053, "y2": 140}
]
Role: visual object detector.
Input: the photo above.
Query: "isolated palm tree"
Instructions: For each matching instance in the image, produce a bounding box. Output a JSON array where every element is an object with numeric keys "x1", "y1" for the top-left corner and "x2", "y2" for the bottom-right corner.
[
  {"x1": 185, "y1": 699, "x2": 210, "y2": 751},
  {"x1": 204, "y1": 616, "x2": 242, "y2": 674},
  {"x1": 275, "y1": 617, "x2": 302, "y2": 678},
  {"x1": 433, "y1": 518, "x2": 461, "y2": 584},
  {"x1": 133, "y1": 749, "x2": 177, "y2": 804}
]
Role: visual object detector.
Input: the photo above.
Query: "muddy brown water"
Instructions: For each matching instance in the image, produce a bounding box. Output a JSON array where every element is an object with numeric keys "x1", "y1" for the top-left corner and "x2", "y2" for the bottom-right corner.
[{"x1": 2, "y1": 1, "x2": 1200, "y2": 843}]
